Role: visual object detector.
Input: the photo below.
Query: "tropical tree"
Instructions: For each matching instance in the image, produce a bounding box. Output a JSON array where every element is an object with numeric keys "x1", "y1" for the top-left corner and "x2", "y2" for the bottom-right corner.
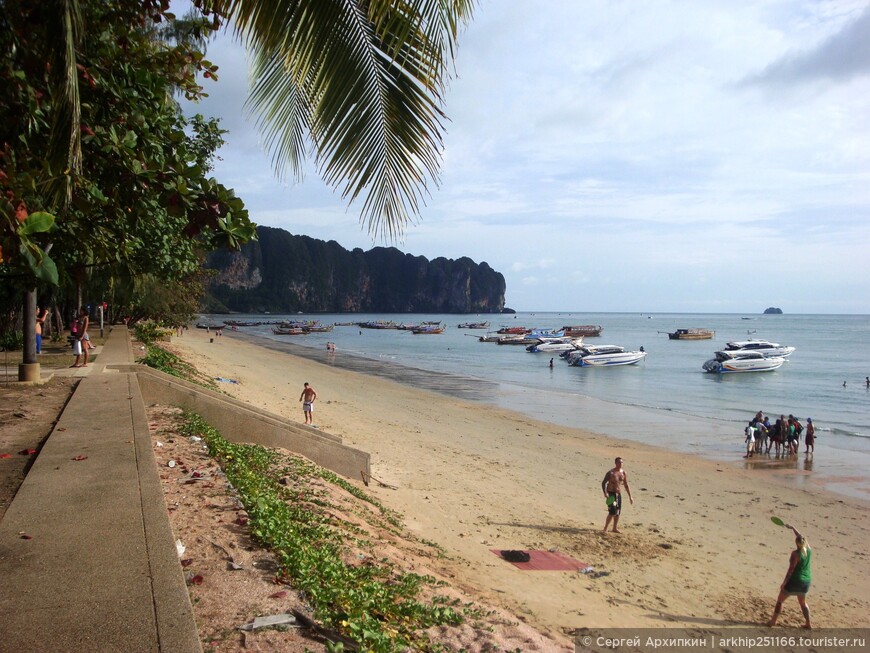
[
  {"x1": 3, "y1": 0, "x2": 474, "y2": 376},
  {"x1": 29, "y1": 0, "x2": 475, "y2": 241},
  {"x1": 0, "y1": 1, "x2": 254, "y2": 374}
]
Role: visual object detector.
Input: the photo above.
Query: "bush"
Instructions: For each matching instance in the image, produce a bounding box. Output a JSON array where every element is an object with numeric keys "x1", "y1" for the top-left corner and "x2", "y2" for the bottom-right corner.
[
  {"x1": 137, "y1": 344, "x2": 218, "y2": 391},
  {"x1": 132, "y1": 322, "x2": 171, "y2": 345},
  {"x1": 0, "y1": 330, "x2": 24, "y2": 351}
]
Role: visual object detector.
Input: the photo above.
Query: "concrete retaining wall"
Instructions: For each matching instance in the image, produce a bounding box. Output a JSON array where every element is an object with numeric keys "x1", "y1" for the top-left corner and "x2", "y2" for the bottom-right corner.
[{"x1": 120, "y1": 365, "x2": 370, "y2": 479}]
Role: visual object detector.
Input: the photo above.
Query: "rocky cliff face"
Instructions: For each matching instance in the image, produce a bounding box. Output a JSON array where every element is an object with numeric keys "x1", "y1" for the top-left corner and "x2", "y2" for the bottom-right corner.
[{"x1": 205, "y1": 226, "x2": 506, "y2": 314}]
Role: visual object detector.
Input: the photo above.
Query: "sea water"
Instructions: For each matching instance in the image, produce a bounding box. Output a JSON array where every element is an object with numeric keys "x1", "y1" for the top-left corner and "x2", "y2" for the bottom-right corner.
[{"x1": 211, "y1": 312, "x2": 870, "y2": 500}]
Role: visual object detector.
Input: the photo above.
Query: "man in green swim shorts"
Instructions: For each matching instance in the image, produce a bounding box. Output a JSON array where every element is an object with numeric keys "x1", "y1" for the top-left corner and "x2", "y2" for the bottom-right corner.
[{"x1": 601, "y1": 457, "x2": 633, "y2": 533}]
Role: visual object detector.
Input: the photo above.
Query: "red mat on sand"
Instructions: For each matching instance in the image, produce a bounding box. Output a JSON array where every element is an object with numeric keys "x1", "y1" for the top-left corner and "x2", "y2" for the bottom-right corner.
[{"x1": 491, "y1": 549, "x2": 590, "y2": 571}]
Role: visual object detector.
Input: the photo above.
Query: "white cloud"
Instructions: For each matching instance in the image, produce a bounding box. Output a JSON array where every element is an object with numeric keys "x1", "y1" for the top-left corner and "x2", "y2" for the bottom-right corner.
[{"x1": 177, "y1": 0, "x2": 870, "y2": 313}]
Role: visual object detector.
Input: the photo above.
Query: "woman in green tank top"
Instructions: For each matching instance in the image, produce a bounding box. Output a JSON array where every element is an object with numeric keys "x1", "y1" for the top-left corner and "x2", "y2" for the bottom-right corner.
[{"x1": 768, "y1": 524, "x2": 812, "y2": 628}]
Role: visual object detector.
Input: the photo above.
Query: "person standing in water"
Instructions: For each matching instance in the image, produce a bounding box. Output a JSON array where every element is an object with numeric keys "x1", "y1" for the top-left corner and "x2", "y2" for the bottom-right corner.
[{"x1": 804, "y1": 418, "x2": 815, "y2": 454}]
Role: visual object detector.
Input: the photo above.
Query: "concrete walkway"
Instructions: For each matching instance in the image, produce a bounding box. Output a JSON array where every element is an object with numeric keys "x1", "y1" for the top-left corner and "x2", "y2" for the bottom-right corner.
[{"x1": 0, "y1": 327, "x2": 201, "y2": 653}]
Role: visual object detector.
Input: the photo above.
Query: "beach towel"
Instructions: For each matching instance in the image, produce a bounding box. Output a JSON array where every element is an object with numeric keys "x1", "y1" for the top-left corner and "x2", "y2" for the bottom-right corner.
[{"x1": 492, "y1": 549, "x2": 590, "y2": 571}]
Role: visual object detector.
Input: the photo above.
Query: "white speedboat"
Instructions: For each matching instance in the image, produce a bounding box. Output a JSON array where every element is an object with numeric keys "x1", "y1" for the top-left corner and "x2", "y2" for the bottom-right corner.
[
  {"x1": 720, "y1": 339, "x2": 795, "y2": 358},
  {"x1": 564, "y1": 344, "x2": 622, "y2": 365},
  {"x1": 702, "y1": 351, "x2": 785, "y2": 373},
  {"x1": 567, "y1": 345, "x2": 647, "y2": 367},
  {"x1": 526, "y1": 338, "x2": 582, "y2": 353}
]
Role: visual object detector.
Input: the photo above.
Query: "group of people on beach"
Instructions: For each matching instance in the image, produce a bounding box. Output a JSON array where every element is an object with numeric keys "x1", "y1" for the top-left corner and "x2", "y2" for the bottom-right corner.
[{"x1": 744, "y1": 411, "x2": 814, "y2": 457}]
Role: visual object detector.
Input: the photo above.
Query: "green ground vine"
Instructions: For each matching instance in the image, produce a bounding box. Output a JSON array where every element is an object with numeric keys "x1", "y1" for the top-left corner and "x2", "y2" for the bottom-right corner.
[
  {"x1": 137, "y1": 344, "x2": 218, "y2": 391},
  {"x1": 180, "y1": 412, "x2": 464, "y2": 652}
]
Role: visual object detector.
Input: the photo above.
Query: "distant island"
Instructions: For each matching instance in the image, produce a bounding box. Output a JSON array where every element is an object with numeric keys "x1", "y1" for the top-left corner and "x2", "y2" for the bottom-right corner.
[
  {"x1": 763, "y1": 307, "x2": 783, "y2": 314},
  {"x1": 204, "y1": 226, "x2": 506, "y2": 314}
]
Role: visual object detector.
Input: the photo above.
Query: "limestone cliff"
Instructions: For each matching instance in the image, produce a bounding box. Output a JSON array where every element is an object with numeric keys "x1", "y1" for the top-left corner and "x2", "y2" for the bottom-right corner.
[{"x1": 204, "y1": 226, "x2": 506, "y2": 314}]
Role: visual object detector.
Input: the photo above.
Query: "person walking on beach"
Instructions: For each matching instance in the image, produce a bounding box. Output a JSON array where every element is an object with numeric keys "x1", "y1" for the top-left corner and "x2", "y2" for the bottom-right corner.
[
  {"x1": 768, "y1": 524, "x2": 812, "y2": 629},
  {"x1": 601, "y1": 457, "x2": 633, "y2": 533},
  {"x1": 299, "y1": 382, "x2": 317, "y2": 425},
  {"x1": 804, "y1": 418, "x2": 815, "y2": 454}
]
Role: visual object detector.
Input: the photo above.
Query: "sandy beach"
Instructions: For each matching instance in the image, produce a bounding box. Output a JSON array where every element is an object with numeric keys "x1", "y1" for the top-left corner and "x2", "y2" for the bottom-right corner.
[{"x1": 166, "y1": 329, "x2": 870, "y2": 640}]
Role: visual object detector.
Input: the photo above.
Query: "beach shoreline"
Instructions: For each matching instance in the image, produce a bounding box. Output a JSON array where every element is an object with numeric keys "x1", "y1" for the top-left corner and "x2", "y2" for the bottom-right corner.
[
  {"x1": 166, "y1": 329, "x2": 870, "y2": 637},
  {"x1": 225, "y1": 328, "x2": 870, "y2": 502}
]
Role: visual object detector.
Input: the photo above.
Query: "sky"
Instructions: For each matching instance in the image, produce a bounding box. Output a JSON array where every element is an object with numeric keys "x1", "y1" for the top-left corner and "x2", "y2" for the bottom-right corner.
[{"x1": 178, "y1": 1, "x2": 870, "y2": 314}]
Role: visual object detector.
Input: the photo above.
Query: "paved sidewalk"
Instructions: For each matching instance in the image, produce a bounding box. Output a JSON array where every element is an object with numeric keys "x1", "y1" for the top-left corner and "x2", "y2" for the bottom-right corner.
[{"x1": 0, "y1": 326, "x2": 201, "y2": 653}]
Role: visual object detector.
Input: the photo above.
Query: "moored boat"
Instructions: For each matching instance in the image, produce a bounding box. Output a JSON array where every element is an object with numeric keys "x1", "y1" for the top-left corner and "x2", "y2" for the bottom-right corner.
[
  {"x1": 561, "y1": 325, "x2": 603, "y2": 337},
  {"x1": 668, "y1": 328, "x2": 715, "y2": 340},
  {"x1": 497, "y1": 335, "x2": 542, "y2": 345},
  {"x1": 566, "y1": 344, "x2": 646, "y2": 367},
  {"x1": 358, "y1": 320, "x2": 399, "y2": 329},
  {"x1": 411, "y1": 325, "x2": 445, "y2": 334},
  {"x1": 702, "y1": 351, "x2": 785, "y2": 373},
  {"x1": 272, "y1": 327, "x2": 306, "y2": 335},
  {"x1": 526, "y1": 338, "x2": 583, "y2": 353},
  {"x1": 496, "y1": 326, "x2": 531, "y2": 335},
  {"x1": 457, "y1": 321, "x2": 490, "y2": 329},
  {"x1": 720, "y1": 339, "x2": 795, "y2": 358},
  {"x1": 303, "y1": 323, "x2": 334, "y2": 333}
]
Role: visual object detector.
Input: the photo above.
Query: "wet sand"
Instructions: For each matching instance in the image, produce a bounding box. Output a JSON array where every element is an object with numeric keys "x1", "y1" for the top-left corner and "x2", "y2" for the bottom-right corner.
[{"x1": 167, "y1": 329, "x2": 870, "y2": 640}]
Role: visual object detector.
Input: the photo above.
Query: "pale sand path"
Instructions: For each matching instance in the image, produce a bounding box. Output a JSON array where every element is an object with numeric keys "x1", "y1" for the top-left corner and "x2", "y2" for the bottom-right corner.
[{"x1": 167, "y1": 329, "x2": 870, "y2": 638}]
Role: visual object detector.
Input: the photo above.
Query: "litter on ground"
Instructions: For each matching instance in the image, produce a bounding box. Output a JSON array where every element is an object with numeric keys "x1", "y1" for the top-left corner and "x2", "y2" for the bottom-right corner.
[{"x1": 238, "y1": 613, "x2": 298, "y2": 631}]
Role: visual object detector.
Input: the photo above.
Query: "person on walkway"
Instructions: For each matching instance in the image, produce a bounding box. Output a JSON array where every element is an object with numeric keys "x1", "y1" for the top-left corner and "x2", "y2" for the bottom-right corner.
[
  {"x1": 35, "y1": 307, "x2": 47, "y2": 354},
  {"x1": 601, "y1": 457, "x2": 633, "y2": 533},
  {"x1": 299, "y1": 382, "x2": 317, "y2": 425},
  {"x1": 804, "y1": 418, "x2": 815, "y2": 454},
  {"x1": 768, "y1": 524, "x2": 812, "y2": 629},
  {"x1": 72, "y1": 309, "x2": 90, "y2": 368}
]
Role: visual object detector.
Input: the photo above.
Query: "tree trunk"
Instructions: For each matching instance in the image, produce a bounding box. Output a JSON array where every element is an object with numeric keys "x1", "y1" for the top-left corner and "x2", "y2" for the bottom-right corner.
[
  {"x1": 53, "y1": 305, "x2": 65, "y2": 337},
  {"x1": 19, "y1": 289, "x2": 40, "y2": 381},
  {"x1": 22, "y1": 290, "x2": 37, "y2": 365}
]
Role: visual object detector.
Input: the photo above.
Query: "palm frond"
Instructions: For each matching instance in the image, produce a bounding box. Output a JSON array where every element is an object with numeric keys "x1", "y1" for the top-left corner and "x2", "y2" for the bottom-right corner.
[
  {"x1": 44, "y1": 0, "x2": 83, "y2": 208},
  {"x1": 216, "y1": 0, "x2": 474, "y2": 240}
]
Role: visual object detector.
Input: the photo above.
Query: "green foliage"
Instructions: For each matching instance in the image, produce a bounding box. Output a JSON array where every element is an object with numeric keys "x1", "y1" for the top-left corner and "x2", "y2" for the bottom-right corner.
[
  {"x1": 1, "y1": 0, "x2": 256, "y2": 305},
  {"x1": 129, "y1": 273, "x2": 204, "y2": 327},
  {"x1": 181, "y1": 412, "x2": 464, "y2": 652},
  {"x1": 0, "y1": 152, "x2": 60, "y2": 288},
  {"x1": 0, "y1": 329, "x2": 24, "y2": 351},
  {"x1": 136, "y1": 343, "x2": 219, "y2": 391},
  {"x1": 132, "y1": 322, "x2": 171, "y2": 346}
]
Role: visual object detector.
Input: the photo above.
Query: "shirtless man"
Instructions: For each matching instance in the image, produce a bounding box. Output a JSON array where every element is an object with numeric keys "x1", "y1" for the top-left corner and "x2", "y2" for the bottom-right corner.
[
  {"x1": 299, "y1": 382, "x2": 317, "y2": 425},
  {"x1": 601, "y1": 457, "x2": 634, "y2": 533},
  {"x1": 35, "y1": 307, "x2": 47, "y2": 354}
]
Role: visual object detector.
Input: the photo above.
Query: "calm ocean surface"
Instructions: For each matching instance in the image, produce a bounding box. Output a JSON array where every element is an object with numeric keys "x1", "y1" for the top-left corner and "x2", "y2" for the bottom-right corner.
[{"x1": 210, "y1": 312, "x2": 870, "y2": 500}]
